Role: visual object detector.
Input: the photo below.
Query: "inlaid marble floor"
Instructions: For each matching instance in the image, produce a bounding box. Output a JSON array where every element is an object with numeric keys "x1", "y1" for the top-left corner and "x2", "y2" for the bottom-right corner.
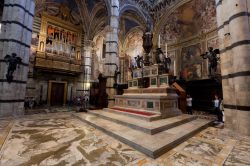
[{"x1": 0, "y1": 113, "x2": 249, "y2": 166}]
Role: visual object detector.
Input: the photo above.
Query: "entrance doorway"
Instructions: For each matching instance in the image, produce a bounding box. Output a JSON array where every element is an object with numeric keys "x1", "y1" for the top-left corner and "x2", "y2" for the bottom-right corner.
[
  {"x1": 51, "y1": 83, "x2": 64, "y2": 106},
  {"x1": 48, "y1": 81, "x2": 67, "y2": 106}
]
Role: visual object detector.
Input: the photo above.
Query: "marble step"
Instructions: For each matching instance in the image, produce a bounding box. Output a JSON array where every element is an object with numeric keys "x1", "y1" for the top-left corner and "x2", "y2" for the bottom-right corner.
[
  {"x1": 73, "y1": 113, "x2": 212, "y2": 159},
  {"x1": 103, "y1": 108, "x2": 162, "y2": 121},
  {"x1": 88, "y1": 110, "x2": 197, "y2": 135}
]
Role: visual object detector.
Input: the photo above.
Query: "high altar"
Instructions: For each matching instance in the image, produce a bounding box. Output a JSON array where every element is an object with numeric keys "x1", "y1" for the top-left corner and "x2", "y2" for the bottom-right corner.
[
  {"x1": 112, "y1": 22, "x2": 181, "y2": 118},
  {"x1": 114, "y1": 64, "x2": 181, "y2": 118}
]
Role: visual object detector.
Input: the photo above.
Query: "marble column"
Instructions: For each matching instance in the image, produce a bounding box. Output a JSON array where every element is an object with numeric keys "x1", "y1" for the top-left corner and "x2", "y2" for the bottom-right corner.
[
  {"x1": 104, "y1": 0, "x2": 119, "y2": 107},
  {"x1": 76, "y1": 40, "x2": 93, "y2": 100},
  {"x1": 0, "y1": 0, "x2": 35, "y2": 117},
  {"x1": 216, "y1": 0, "x2": 250, "y2": 135}
]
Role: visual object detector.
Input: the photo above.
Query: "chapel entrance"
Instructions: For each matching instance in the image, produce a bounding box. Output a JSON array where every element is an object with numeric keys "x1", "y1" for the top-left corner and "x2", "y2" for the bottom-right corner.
[{"x1": 48, "y1": 81, "x2": 67, "y2": 106}]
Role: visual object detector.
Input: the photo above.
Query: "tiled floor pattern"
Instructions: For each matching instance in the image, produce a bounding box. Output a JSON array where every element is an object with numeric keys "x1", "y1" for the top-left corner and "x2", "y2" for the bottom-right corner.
[
  {"x1": 0, "y1": 113, "x2": 249, "y2": 166},
  {"x1": 0, "y1": 118, "x2": 14, "y2": 150}
]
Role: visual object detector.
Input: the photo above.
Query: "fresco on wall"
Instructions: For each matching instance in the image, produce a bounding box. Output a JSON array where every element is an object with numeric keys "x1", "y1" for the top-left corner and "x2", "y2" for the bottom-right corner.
[
  {"x1": 125, "y1": 30, "x2": 144, "y2": 59},
  {"x1": 35, "y1": 0, "x2": 81, "y2": 25},
  {"x1": 207, "y1": 37, "x2": 219, "y2": 49},
  {"x1": 125, "y1": 30, "x2": 143, "y2": 71},
  {"x1": 180, "y1": 43, "x2": 203, "y2": 80},
  {"x1": 160, "y1": 0, "x2": 216, "y2": 42},
  {"x1": 92, "y1": 35, "x2": 105, "y2": 80}
]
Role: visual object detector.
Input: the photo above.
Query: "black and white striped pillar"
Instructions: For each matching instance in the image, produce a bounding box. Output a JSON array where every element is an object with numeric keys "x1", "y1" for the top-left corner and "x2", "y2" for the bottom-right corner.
[
  {"x1": 76, "y1": 40, "x2": 93, "y2": 99},
  {"x1": 216, "y1": 0, "x2": 250, "y2": 135},
  {"x1": 104, "y1": 0, "x2": 119, "y2": 107},
  {"x1": 0, "y1": 0, "x2": 35, "y2": 117}
]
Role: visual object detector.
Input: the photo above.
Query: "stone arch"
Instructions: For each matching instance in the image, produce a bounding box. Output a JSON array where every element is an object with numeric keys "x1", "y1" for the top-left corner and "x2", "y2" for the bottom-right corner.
[
  {"x1": 103, "y1": 0, "x2": 111, "y2": 24},
  {"x1": 119, "y1": 4, "x2": 148, "y2": 26}
]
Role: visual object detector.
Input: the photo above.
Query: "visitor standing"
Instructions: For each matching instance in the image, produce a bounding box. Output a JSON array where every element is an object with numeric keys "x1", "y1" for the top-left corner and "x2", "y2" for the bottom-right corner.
[
  {"x1": 186, "y1": 95, "x2": 193, "y2": 115},
  {"x1": 220, "y1": 99, "x2": 224, "y2": 123},
  {"x1": 213, "y1": 95, "x2": 223, "y2": 123}
]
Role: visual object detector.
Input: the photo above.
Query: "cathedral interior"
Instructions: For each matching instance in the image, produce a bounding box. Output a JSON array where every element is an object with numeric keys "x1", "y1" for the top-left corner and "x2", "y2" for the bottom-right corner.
[{"x1": 0, "y1": 0, "x2": 250, "y2": 165}]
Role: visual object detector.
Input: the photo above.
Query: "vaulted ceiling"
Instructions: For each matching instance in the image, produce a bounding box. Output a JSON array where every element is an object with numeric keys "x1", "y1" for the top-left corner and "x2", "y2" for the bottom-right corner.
[
  {"x1": 35, "y1": 0, "x2": 109, "y2": 39},
  {"x1": 34, "y1": 0, "x2": 183, "y2": 40}
]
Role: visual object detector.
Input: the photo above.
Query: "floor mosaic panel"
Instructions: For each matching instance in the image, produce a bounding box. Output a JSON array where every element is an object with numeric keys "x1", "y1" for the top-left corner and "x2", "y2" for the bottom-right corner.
[{"x1": 0, "y1": 113, "x2": 249, "y2": 166}]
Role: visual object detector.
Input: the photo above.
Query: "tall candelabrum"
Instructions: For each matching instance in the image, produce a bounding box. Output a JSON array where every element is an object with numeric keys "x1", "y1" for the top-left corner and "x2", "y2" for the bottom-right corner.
[{"x1": 142, "y1": 25, "x2": 153, "y2": 66}]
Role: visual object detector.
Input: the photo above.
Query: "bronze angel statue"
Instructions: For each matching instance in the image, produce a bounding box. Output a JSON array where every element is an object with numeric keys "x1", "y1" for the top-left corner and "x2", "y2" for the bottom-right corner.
[
  {"x1": 201, "y1": 47, "x2": 220, "y2": 76},
  {"x1": 4, "y1": 53, "x2": 22, "y2": 83}
]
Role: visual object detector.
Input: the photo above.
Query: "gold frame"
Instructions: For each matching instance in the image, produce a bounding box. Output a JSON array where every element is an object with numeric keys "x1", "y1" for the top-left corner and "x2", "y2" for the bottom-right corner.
[{"x1": 48, "y1": 80, "x2": 68, "y2": 106}]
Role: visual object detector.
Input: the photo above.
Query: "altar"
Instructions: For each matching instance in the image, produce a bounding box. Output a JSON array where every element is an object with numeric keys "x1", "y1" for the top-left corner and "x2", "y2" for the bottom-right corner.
[{"x1": 114, "y1": 64, "x2": 181, "y2": 118}]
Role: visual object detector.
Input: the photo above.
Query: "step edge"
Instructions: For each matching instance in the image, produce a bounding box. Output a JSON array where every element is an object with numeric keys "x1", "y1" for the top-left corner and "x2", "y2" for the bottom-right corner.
[
  {"x1": 153, "y1": 120, "x2": 212, "y2": 158},
  {"x1": 89, "y1": 111, "x2": 198, "y2": 135},
  {"x1": 72, "y1": 113, "x2": 212, "y2": 159},
  {"x1": 72, "y1": 113, "x2": 155, "y2": 158},
  {"x1": 104, "y1": 108, "x2": 160, "y2": 122},
  {"x1": 88, "y1": 111, "x2": 152, "y2": 134}
]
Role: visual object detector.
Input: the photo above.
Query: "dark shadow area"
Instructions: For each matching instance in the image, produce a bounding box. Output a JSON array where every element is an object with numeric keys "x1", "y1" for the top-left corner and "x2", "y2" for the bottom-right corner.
[{"x1": 186, "y1": 79, "x2": 222, "y2": 113}]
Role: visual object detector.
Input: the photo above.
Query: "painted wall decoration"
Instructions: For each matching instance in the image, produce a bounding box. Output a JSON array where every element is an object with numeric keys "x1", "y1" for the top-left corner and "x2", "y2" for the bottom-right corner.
[
  {"x1": 207, "y1": 37, "x2": 219, "y2": 49},
  {"x1": 36, "y1": 0, "x2": 81, "y2": 25},
  {"x1": 124, "y1": 30, "x2": 144, "y2": 59},
  {"x1": 92, "y1": 35, "x2": 105, "y2": 80},
  {"x1": 180, "y1": 43, "x2": 203, "y2": 80},
  {"x1": 124, "y1": 54, "x2": 131, "y2": 81},
  {"x1": 160, "y1": 0, "x2": 217, "y2": 43}
]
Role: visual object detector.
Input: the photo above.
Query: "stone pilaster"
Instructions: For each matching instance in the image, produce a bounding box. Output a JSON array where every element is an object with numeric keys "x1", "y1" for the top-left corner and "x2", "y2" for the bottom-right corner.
[
  {"x1": 104, "y1": 0, "x2": 120, "y2": 107},
  {"x1": 216, "y1": 0, "x2": 250, "y2": 135},
  {"x1": 0, "y1": 0, "x2": 35, "y2": 117}
]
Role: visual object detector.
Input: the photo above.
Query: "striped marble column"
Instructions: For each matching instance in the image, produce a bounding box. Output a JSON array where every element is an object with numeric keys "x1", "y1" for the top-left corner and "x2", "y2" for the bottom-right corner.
[
  {"x1": 76, "y1": 40, "x2": 93, "y2": 100},
  {"x1": 0, "y1": 0, "x2": 35, "y2": 117},
  {"x1": 216, "y1": 0, "x2": 250, "y2": 135},
  {"x1": 104, "y1": 0, "x2": 119, "y2": 107}
]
